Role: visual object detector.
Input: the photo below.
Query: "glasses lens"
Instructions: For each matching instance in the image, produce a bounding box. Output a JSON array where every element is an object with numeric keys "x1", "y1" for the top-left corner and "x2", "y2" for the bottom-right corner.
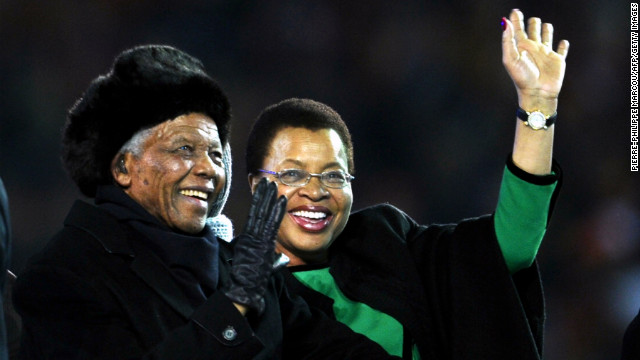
[
  {"x1": 279, "y1": 169, "x2": 309, "y2": 186},
  {"x1": 321, "y1": 170, "x2": 348, "y2": 188}
]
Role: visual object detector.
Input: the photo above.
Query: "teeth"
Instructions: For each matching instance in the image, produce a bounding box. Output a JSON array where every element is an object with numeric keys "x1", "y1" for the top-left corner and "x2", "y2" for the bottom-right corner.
[
  {"x1": 180, "y1": 189, "x2": 209, "y2": 200},
  {"x1": 291, "y1": 210, "x2": 327, "y2": 219}
]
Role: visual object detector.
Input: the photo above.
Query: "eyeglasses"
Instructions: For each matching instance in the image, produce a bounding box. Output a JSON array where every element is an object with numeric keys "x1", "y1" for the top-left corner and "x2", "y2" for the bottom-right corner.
[{"x1": 258, "y1": 169, "x2": 354, "y2": 189}]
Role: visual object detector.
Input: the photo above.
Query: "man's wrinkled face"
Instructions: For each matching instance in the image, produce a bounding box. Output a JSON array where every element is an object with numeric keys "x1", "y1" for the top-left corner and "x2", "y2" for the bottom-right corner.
[{"x1": 115, "y1": 113, "x2": 226, "y2": 234}]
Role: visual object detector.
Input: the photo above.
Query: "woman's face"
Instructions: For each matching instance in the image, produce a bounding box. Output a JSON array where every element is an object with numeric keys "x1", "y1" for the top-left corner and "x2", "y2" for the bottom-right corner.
[{"x1": 250, "y1": 127, "x2": 353, "y2": 266}]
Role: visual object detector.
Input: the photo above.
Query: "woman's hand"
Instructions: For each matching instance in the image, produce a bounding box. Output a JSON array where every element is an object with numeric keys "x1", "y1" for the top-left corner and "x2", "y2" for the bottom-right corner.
[
  {"x1": 224, "y1": 178, "x2": 287, "y2": 315},
  {"x1": 502, "y1": 9, "x2": 569, "y2": 114}
]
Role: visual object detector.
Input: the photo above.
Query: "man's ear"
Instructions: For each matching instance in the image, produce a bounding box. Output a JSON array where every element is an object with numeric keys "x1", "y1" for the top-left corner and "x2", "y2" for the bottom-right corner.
[{"x1": 111, "y1": 153, "x2": 132, "y2": 188}]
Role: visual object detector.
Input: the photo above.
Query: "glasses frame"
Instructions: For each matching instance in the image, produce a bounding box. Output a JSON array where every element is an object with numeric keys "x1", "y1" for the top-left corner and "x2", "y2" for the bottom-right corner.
[{"x1": 258, "y1": 168, "x2": 354, "y2": 189}]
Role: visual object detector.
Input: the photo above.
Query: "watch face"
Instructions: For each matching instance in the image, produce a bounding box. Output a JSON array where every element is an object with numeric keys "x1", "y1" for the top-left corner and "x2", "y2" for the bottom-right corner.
[{"x1": 527, "y1": 111, "x2": 547, "y2": 130}]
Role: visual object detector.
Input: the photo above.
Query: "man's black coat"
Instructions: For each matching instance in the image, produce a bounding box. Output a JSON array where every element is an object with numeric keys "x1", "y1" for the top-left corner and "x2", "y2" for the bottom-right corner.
[
  {"x1": 0, "y1": 178, "x2": 10, "y2": 360},
  {"x1": 13, "y1": 201, "x2": 397, "y2": 359}
]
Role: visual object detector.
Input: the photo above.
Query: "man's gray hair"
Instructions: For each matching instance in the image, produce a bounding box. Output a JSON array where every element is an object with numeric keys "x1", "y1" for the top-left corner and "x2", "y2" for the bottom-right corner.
[{"x1": 118, "y1": 127, "x2": 155, "y2": 157}]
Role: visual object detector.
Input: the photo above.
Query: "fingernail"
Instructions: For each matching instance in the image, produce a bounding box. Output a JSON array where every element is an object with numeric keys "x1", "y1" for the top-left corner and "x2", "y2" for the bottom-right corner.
[{"x1": 501, "y1": 17, "x2": 507, "y2": 31}]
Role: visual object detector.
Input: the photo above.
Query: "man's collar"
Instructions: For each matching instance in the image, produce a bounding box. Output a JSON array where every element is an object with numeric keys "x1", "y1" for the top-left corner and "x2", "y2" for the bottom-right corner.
[{"x1": 64, "y1": 200, "x2": 134, "y2": 256}]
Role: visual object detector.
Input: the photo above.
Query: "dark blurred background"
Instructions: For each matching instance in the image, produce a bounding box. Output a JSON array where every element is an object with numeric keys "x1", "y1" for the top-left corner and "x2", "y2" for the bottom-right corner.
[{"x1": 0, "y1": 1, "x2": 637, "y2": 359}]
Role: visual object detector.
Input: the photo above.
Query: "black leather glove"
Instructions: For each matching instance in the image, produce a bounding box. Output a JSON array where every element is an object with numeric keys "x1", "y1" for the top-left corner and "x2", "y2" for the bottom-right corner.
[{"x1": 224, "y1": 178, "x2": 287, "y2": 315}]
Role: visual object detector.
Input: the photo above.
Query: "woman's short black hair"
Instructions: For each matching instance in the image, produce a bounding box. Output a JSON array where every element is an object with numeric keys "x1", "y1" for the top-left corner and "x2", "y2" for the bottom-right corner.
[
  {"x1": 245, "y1": 98, "x2": 354, "y2": 176},
  {"x1": 62, "y1": 44, "x2": 231, "y2": 198}
]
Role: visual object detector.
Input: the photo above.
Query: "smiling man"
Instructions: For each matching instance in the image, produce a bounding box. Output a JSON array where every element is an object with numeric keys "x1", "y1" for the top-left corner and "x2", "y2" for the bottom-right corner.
[
  {"x1": 112, "y1": 112, "x2": 226, "y2": 235},
  {"x1": 12, "y1": 45, "x2": 400, "y2": 359}
]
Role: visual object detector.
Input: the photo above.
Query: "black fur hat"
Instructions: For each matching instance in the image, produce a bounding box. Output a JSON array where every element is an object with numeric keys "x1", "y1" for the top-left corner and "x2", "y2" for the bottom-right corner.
[{"x1": 62, "y1": 44, "x2": 231, "y2": 198}]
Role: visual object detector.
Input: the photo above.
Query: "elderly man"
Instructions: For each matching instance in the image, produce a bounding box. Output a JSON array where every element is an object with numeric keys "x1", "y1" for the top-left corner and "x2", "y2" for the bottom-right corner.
[{"x1": 12, "y1": 45, "x2": 397, "y2": 359}]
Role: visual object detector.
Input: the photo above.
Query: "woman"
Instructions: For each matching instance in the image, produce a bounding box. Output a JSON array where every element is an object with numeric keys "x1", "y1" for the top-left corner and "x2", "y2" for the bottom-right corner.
[{"x1": 246, "y1": 9, "x2": 568, "y2": 359}]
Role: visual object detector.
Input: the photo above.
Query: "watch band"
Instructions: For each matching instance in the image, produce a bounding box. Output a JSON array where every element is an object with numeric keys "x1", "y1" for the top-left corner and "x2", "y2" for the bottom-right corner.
[{"x1": 516, "y1": 108, "x2": 557, "y2": 130}]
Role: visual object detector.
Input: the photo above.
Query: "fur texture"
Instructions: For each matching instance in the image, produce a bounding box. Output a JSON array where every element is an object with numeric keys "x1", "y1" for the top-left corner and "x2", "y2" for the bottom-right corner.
[{"x1": 62, "y1": 45, "x2": 231, "y2": 199}]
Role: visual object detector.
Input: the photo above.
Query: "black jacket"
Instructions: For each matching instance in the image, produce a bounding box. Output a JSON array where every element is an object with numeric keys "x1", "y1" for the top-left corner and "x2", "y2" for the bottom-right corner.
[
  {"x1": 285, "y1": 204, "x2": 547, "y2": 360},
  {"x1": 13, "y1": 201, "x2": 398, "y2": 359},
  {"x1": 0, "y1": 178, "x2": 10, "y2": 360},
  {"x1": 622, "y1": 310, "x2": 640, "y2": 359}
]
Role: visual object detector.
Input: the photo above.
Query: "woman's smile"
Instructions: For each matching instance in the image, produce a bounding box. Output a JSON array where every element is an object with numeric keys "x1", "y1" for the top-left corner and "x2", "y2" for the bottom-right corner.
[{"x1": 289, "y1": 205, "x2": 333, "y2": 232}]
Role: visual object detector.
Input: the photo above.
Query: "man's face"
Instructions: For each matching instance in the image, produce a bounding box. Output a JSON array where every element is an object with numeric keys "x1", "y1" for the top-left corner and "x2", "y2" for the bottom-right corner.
[
  {"x1": 250, "y1": 127, "x2": 353, "y2": 266},
  {"x1": 117, "y1": 113, "x2": 226, "y2": 234}
]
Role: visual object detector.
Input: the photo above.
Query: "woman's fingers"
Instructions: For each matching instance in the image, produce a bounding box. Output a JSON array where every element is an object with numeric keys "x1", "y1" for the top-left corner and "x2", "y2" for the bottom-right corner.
[
  {"x1": 556, "y1": 39, "x2": 570, "y2": 58},
  {"x1": 510, "y1": 9, "x2": 527, "y2": 41},
  {"x1": 527, "y1": 17, "x2": 542, "y2": 43},
  {"x1": 541, "y1": 22, "x2": 553, "y2": 47}
]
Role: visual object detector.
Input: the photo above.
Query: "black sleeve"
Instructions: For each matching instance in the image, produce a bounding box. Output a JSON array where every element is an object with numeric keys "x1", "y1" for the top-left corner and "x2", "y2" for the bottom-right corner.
[
  {"x1": 274, "y1": 271, "x2": 400, "y2": 360},
  {"x1": 407, "y1": 214, "x2": 545, "y2": 360},
  {"x1": 13, "y1": 263, "x2": 265, "y2": 359},
  {"x1": 0, "y1": 177, "x2": 11, "y2": 360},
  {"x1": 622, "y1": 310, "x2": 640, "y2": 360},
  {"x1": 0, "y1": 177, "x2": 10, "y2": 293}
]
